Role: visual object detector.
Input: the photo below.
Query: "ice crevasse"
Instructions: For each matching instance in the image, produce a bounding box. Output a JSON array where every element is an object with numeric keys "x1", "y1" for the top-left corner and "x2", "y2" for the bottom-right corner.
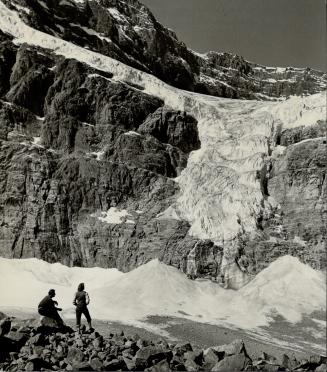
[{"x1": 0, "y1": 0, "x2": 325, "y2": 287}]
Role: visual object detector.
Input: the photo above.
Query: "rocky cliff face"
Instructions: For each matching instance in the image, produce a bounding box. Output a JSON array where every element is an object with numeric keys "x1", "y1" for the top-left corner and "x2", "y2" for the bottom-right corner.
[
  {"x1": 0, "y1": 0, "x2": 326, "y2": 284},
  {"x1": 0, "y1": 37, "x2": 208, "y2": 273}
]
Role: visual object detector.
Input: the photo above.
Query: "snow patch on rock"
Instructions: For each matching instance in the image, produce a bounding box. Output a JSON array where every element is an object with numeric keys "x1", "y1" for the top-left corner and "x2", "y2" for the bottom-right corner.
[{"x1": 92, "y1": 207, "x2": 135, "y2": 225}]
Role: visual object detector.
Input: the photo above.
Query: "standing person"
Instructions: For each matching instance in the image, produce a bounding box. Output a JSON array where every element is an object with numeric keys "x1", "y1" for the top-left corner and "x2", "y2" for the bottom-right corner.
[
  {"x1": 38, "y1": 289, "x2": 64, "y2": 326},
  {"x1": 73, "y1": 283, "x2": 92, "y2": 333}
]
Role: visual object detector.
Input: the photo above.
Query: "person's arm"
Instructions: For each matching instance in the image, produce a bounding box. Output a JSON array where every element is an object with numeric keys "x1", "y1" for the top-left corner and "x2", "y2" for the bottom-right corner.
[
  {"x1": 51, "y1": 299, "x2": 62, "y2": 311},
  {"x1": 85, "y1": 292, "x2": 90, "y2": 305},
  {"x1": 73, "y1": 292, "x2": 77, "y2": 306}
]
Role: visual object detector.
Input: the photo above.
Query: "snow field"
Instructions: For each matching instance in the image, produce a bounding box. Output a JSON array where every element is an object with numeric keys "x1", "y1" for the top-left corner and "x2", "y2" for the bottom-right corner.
[{"x1": 0, "y1": 256, "x2": 325, "y2": 332}]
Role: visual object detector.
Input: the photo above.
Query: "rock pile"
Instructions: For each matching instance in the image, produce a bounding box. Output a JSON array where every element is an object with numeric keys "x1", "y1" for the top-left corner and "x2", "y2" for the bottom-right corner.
[{"x1": 0, "y1": 316, "x2": 326, "y2": 371}]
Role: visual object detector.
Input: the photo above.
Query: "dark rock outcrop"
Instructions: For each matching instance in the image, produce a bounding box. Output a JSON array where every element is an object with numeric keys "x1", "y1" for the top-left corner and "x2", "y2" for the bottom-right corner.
[
  {"x1": 0, "y1": 39, "x2": 206, "y2": 273},
  {"x1": 138, "y1": 107, "x2": 201, "y2": 153},
  {"x1": 240, "y1": 127, "x2": 327, "y2": 274}
]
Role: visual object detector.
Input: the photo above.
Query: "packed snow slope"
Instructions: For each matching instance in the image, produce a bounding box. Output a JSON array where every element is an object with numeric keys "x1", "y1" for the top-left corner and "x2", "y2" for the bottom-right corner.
[
  {"x1": 0, "y1": 256, "x2": 326, "y2": 352},
  {"x1": 0, "y1": 256, "x2": 326, "y2": 353}
]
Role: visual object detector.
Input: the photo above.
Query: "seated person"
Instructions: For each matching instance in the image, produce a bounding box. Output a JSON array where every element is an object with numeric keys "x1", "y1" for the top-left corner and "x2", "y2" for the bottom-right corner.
[{"x1": 38, "y1": 289, "x2": 64, "y2": 326}]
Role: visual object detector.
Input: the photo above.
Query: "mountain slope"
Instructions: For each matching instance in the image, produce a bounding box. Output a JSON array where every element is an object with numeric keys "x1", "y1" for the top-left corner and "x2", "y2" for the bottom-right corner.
[
  {"x1": 2, "y1": 0, "x2": 326, "y2": 99},
  {"x1": 0, "y1": 0, "x2": 326, "y2": 286}
]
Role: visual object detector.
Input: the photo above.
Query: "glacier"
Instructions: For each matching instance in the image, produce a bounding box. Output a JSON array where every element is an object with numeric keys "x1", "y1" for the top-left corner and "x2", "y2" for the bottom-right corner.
[{"x1": 0, "y1": 0, "x2": 326, "y2": 285}]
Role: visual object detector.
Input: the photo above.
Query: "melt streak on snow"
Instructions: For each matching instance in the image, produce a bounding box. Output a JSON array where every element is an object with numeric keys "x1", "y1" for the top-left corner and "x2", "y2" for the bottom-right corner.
[
  {"x1": 0, "y1": 2, "x2": 325, "y2": 245},
  {"x1": 0, "y1": 256, "x2": 325, "y2": 332}
]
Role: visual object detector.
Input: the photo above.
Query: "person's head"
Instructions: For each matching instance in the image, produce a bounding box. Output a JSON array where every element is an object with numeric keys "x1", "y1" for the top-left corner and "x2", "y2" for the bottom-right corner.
[
  {"x1": 48, "y1": 289, "x2": 56, "y2": 298},
  {"x1": 77, "y1": 283, "x2": 85, "y2": 292}
]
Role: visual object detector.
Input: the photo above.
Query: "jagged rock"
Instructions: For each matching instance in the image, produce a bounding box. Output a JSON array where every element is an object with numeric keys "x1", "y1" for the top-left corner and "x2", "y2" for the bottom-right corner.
[
  {"x1": 0, "y1": 33, "x2": 17, "y2": 96},
  {"x1": 28, "y1": 333, "x2": 46, "y2": 346},
  {"x1": 6, "y1": 44, "x2": 54, "y2": 116},
  {"x1": 267, "y1": 137, "x2": 327, "y2": 270},
  {"x1": 24, "y1": 357, "x2": 51, "y2": 371},
  {"x1": 147, "y1": 359, "x2": 171, "y2": 372},
  {"x1": 203, "y1": 348, "x2": 221, "y2": 369},
  {"x1": 42, "y1": 319, "x2": 75, "y2": 335},
  {"x1": 315, "y1": 364, "x2": 327, "y2": 372},
  {"x1": 170, "y1": 356, "x2": 187, "y2": 371},
  {"x1": 123, "y1": 355, "x2": 136, "y2": 370},
  {"x1": 260, "y1": 351, "x2": 279, "y2": 365},
  {"x1": 211, "y1": 353, "x2": 252, "y2": 371},
  {"x1": 109, "y1": 131, "x2": 187, "y2": 177},
  {"x1": 183, "y1": 349, "x2": 203, "y2": 365},
  {"x1": 0, "y1": 318, "x2": 11, "y2": 336},
  {"x1": 184, "y1": 359, "x2": 200, "y2": 371},
  {"x1": 259, "y1": 364, "x2": 281, "y2": 372},
  {"x1": 89, "y1": 357, "x2": 103, "y2": 370},
  {"x1": 103, "y1": 358, "x2": 127, "y2": 371},
  {"x1": 173, "y1": 342, "x2": 193, "y2": 356},
  {"x1": 138, "y1": 107, "x2": 201, "y2": 153},
  {"x1": 279, "y1": 121, "x2": 326, "y2": 146},
  {"x1": 135, "y1": 345, "x2": 173, "y2": 369},
  {"x1": 66, "y1": 347, "x2": 84, "y2": 366},
  {"x1": 212, "y1": 339, "x2": 248, "y2": 357},
  {"x1": 38, "y1": 316, "x2": 65, "y2": 333},
  {"x1": 0, "y1": 312, "x2": 7, "y2": 321},
  {"x1": 6, "y1": 331, "x2": 28, "y2": 348},
  {"x1": 281, "y1": 353, "x2": 298, "y2": 370},
  {"x1": 92, "y1": 336, "x2": 103, "y2": 349}
]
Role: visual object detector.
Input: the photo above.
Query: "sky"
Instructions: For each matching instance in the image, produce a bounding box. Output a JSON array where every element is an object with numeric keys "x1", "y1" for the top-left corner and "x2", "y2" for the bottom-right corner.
[{"x1": 142, "y1": 0, "x2": 326, "y2": 71}]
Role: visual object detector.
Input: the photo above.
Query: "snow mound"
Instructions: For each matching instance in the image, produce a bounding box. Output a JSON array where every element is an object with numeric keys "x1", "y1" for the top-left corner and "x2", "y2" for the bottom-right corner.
[
  {"x1": 0, "y1": 257, "x2": 123, "y2": 314},
  {"x1": 1, "y1": 256, "x2": 325, "y2": 332},
  {"x1": 240, "y1": 256, "x2": 326, "y2": 323}
]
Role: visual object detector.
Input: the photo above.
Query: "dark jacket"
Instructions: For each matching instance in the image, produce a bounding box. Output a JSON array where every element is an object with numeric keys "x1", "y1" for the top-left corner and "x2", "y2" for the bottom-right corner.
[
  {"x1": 73, "y1": 291, "x2": 90, "y2": 309},
  {"x1": 38, "y1": 295, "x2": 56, "y2": 312}
]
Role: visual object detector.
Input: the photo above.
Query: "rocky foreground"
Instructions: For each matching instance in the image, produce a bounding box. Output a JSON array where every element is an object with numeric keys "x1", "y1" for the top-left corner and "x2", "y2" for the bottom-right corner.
[{"x1": 0, "y1": 313, "x2": 326, "y2": 371}]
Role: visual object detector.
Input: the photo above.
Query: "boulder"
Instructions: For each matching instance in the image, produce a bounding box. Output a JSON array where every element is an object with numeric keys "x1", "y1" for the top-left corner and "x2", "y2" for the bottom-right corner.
[
  {"x1": 147, "y1": 359, "x2": 171, "y2": 372},
  {"x1": 260, "y1": 351, "x2": 279, "y2": 365},
  {"x1": 203, "y1": 348, "x2": 221, "y2": 369},
  {"x1": 135, "y1": 345, "x2": 173, "y2": 369},
  {"x1": 184, "y1": 358, "x2": 200, "y2": 371},
  {"x1": 37, "y1": 317, "x2": 73, "y2": 334},
  {"x1": 315, "y1": 364, "x2": 327, "y2": 372},
  {"x1": 173, "y1": 342, "x2": 193, "y2": 356},
  {"x1": 183, "y1": 349, "x2": 203, "y2": 365},
  {"x1": 281, "y1": 353, "x2": 298, "y2": 370},
  {"x1": 103, "y1": 358, "x2": 127, "y2": 371},
  {"x1": 0, "y1": 312, "x2": 7, "y2": 321},
  {"x1": 29, "y1": 333, "x2": 46, "y2": 346},
  {"x1": 24, "y1": 357, "x2": 51, "y2": 371},
  {"x1": 123, "y1": 356, "x2": 136, "y2": 370},
  {"x1": 6, "y1": 331, "x2": 28, "y2": 349},
  {"x1": 212, "y1": 339, "x2": 248, "y2": 357},
  {"x1": 211, "y1": 353, "x2": 252, "y2": 371},
  {"x1": 90, "y1": 357, "x2": 103, "y2": 370},
  {"x1": 66, "y1": 347, "x2": 84, "y2": 367},
  {"x1": 0, "y1": 318, "x2": 11, "y2": 336}
]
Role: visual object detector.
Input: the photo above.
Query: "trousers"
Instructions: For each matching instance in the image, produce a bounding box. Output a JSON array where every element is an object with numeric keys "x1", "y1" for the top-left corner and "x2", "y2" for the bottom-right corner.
[
  {"x1": 38, "y1": 308, "x2": 63, "y2": 325},
  {"x1": 76, "y1": 306, "x2": 91, "y2": 326}
]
